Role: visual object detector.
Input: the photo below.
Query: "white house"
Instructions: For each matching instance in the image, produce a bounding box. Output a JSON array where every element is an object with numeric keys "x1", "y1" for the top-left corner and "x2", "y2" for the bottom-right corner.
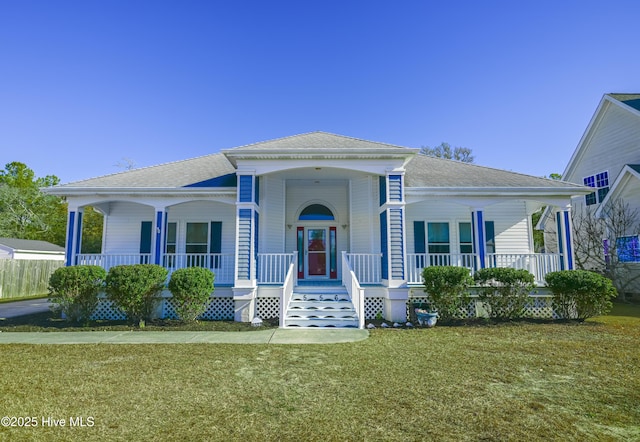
[
  {"x1": 539, "y1": 93, "x2": 640, "y2": 295},
  {"x1": 0, "y1": 238, "x2": 65, "y2": 260},
  {"x1": 47, "y1": 132, "x2": 589, "y2": 327}
]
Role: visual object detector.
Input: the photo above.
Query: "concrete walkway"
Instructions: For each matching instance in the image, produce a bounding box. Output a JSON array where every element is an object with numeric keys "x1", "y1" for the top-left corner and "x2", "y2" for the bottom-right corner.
[{"x1": 0, "y1": 328, "x2": 369, "y2": 345}]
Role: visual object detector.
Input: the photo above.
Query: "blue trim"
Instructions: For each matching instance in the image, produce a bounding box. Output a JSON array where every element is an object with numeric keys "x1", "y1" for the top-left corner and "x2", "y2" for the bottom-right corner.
[
  {"x1": 564, "y1": 211, "x2": 573, "y2": 270},
  {"x1": 184, "y1": 173, "x2": 237, "y2": 188},
  {"x1": 154, "y1": 211, "x2": 164, "y2": 265},
  {"x1": 556, "y1": 212, "x2": 564, "y2": 270},
  {"x1": 474, "y1": 211, "x2": 486, "y2": 269},
  {"x1": 388, "y1": 175, "x2": 403, "y2": 202},
  {"x1": 239, "y1": 175, "x2": 253, "y2": 202},
  {"x1": 380, "y1": 211, "x2": 388, "y2": 280},
  {"x1": 389, "y1": 208, "x2": 405, "y2": 279},
  {"x1": 74, "y1": 211, "x2": 83, "y2": 255},
  {"x1": 255, "y1": 176, "x2": 260, "y2": 206},
  {"x1": 379, "y1": 176, "x2": 386, "y2": 206},
  {"x1": 65, "y1": 211, "x2": 76, "y2": 266}
]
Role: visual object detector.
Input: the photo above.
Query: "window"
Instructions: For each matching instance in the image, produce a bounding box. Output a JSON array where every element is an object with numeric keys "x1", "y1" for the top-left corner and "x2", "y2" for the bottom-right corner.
[
  {"x1": 299, "y1": 204, "x2": 334, "y2": 220},
  {"x1": 458, "y1": 221, "x2": 495, "y2": 254},
  {"x1": 584, "y1": 171, "x2": 609, "y2": 205},
  {"x1": 428, "y1": 223, "x2": 450, "y2": 254},
  {"x1": 165, "y1": 222, "x2": 177, "y2": 254},
  {"x1": 186, "y1": 222, "x2": 208, "y2": 254},
  {"x1": 459, "y1": 222, "x2": 473, "y2": 254},
  {"x1": 616, "y1": 236, "x2": 640, "y2": 263}
]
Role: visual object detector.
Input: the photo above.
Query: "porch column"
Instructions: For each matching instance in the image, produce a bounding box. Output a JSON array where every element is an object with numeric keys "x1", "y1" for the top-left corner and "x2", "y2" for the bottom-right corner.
[
  {"x1": 234, "y1": 172, "x2": 259, "y2": 321},
  {"x1": 556, "y1": 206, "x2": 574, "y2": 270},
  {"x1": 379, "y1": 173, "x2": 406, "y2": 287},
  {"x1": 471, "y1": 209, "x2": 487, "y2": 269},
  {"x1": 153, "y1": 207, "x2": 167, "y2": 266},
  {"x1": 64, "y1": 206, "x2": 83, "y2": 266}
]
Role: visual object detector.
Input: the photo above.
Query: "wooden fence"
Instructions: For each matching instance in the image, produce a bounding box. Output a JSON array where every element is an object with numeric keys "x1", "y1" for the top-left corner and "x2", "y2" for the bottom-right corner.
[{"x1": 0, "y1": 259, "x2": 64, "y2": 299}]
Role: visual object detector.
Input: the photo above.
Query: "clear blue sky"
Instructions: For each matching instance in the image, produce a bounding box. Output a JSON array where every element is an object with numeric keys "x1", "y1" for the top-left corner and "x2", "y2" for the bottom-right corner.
[{"x1": 1, "y1": 0, "x2": 639, "y2": 184}]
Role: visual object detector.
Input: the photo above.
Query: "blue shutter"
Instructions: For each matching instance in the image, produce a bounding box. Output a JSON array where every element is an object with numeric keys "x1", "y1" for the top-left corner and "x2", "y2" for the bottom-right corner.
[
  {"x1": 237, "y1": 209, "x2": 252, "y2": 280},
  {"x1": 389, "y1": 208, "x2": 404, "y2": 279},
  {"x1": 380, "y1": 211, "x2": 388, "y2": 280},
  {"x1": 140, "y1": 221, "x2": 152, "y2": 254},
  {"x1": 388, "y1": 175, "x2": 402, "y2": 202},
  {"x1": 414, "y1": 221, "x2": 426, "y2": 254},
  {"x1": 239, "y1": 175, "x2": 253, "y2": 202},
  {"x1": 379, "y1": 176, "x2": 387, "y2": 206}
]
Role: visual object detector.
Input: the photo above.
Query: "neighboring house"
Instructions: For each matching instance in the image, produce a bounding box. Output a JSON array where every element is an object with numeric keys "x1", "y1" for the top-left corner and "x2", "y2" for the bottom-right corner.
[
  {"x1": 46, "y1": 132, "x2": 589, "y2": 327},
  {"x1": 538, "y1": 94, "x2": 640, "y2": 295},
  {"x1": 0, "y1": 238, "x2": 65, "y2": 260}
]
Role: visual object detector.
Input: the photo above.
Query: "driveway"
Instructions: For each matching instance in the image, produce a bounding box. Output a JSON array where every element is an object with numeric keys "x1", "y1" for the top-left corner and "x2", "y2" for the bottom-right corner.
[{"x1": 0, "y1": 298, "x2": 50, "y2": 319}]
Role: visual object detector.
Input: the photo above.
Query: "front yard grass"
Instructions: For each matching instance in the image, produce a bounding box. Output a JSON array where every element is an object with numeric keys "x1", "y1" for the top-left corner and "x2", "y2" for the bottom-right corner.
[{"x1": 0, "y1": 303, "x2": 638, "y2": 441}]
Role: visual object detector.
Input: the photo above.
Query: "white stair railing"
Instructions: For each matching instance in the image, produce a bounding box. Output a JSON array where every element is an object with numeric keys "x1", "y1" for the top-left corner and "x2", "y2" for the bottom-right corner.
[
  {"x1": 279, "y1": 252, "x2": 298, "y2": 328},
  {"x1": 342, "y1": 252, "x2": 365, "y2": 329}
]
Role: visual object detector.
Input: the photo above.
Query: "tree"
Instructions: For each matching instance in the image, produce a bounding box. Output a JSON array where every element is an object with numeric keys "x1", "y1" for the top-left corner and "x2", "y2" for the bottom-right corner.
[
  {"x1": 572, "y1": 198, "x2": 640, "y2": 301},
  {"x1": 420, "y1": 142, "x2": 474, "y2": 163},
  {"x1": 0, "y1": 162, "x2": 103, "y2": 251},
  {"x1": 0, "y1": 162, "x2": 66, "y2": 243}
]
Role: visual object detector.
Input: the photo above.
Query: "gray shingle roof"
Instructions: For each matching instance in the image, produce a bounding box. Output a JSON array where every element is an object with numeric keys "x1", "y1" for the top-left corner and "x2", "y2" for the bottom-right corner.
[
  {"x1": 57, "y1": 153, "x2": 235, "y2": 188},
  {"x1": 224, "y1": 131, "x2": 409, "y2": 152},
  {"x1": 404, "y1": 154, "x2": 584, "y2": 188},
  {"x1": 51, "y1": 132, "x2": 585, "y2": 191},
  {"x1": 0, "y1": 238, "x2": 65, "y2": 253}
]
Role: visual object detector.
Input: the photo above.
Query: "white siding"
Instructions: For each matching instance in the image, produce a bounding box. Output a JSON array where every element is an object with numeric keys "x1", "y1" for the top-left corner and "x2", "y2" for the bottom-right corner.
[
  {"x1": 350, "y1": 176, "x2": 375, "y2": 252},
  {"x1": 260, "y1": 176, "x2": 285, "y2": 253},
  {"x1": 567, "y1": 104, "x2": 640, "y2": 185},
  {"x1": 167, "y1": 201, "x2": 236, "y2": 254},
  {"x1": 103, "y1": 202, "x2": 154, "y2": 254},
  {"x1": 406, "y1": 200, "x2": 533, "y2": 254}
]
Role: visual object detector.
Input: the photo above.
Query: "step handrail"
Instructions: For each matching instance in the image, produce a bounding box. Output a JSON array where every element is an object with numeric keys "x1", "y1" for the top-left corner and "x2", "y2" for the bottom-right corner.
[
  {"x1": 279, "y1": 252, "x2": 298, "y2": 328},
  {"x1": 342, "y1": 251, "x2": 365, "y2": 329}
]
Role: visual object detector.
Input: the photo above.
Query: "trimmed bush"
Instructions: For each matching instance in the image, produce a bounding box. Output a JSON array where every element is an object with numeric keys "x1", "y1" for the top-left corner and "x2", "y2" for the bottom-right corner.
[
  {"x1": 105, "y1": 264, "x2": 168, "y2": 327},
  {"x1": 546, "y1": 270, "x2": 617, "y2": 321},
  {"x1": 168, "y1": 267, "x2": 215, "y2": 322},
  {"x1": 474, "y1": 268, "x2": 535, "y2": 320},
  {"x1": 48, "y1": 265, "x2": 106, "y2": 324},
  {"x1": 422, "y1": 266, "x2": 473, "y2": 320}
]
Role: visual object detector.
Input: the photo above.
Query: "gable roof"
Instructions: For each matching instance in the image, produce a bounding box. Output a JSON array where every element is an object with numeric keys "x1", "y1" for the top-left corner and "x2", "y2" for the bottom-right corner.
[
  {"x1": 562, "y1": 93, "x2": 640, "y2": 182},
  {"x1": 0, "y1": 238, "x2": 65, "y2": 253},
  {"x1": 595, "y1": 164, "x2": 640, "y2": 217}
]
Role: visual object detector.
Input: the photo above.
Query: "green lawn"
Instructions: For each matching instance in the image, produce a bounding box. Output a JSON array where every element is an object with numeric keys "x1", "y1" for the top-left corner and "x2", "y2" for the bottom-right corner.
[{"x1": 1, "y1": 304, "x2": 639, "y2": 441}]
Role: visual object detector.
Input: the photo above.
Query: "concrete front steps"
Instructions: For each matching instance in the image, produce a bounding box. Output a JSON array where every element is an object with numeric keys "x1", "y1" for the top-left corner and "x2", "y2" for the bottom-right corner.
[{"x1": 284, "y1": 286, "x2": 359, "y2": 328}]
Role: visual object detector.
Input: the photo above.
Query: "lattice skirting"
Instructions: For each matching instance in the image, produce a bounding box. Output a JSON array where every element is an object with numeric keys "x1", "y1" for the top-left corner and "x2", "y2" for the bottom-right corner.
[
  {"x1": 161, "y1": 297, "x2": 234, "y2": 320},
  {"x1": 365, "y1": 297, "x2": 385, "y2": 319},
  {"x1": 91, "y1": 299, "x2": 126, "y2": 321},
  {"x1": 407, "y1": 296, "x2": 556, "y2": 320},
  {"x1": 256, "y1": 297, "x2": 280, "y2": 319}
]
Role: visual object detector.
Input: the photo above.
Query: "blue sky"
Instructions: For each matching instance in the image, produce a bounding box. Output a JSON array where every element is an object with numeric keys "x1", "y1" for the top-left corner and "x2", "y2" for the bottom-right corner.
[{"x1": 1, "y1": 0, "x2": 639, "y2": 184}]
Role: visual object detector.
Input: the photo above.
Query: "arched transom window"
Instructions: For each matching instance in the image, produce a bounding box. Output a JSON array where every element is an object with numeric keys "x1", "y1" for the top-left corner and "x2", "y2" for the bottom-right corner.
[{"x1": 299, "y1": 204, "x2": 335, "y2": 221}]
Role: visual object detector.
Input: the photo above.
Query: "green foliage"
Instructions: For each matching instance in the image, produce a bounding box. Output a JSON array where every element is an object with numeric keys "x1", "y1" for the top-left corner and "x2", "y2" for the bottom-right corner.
[
  {"x1": 474, "y1": 268, "x2": 535, "y2": 319},
  {"x1": 419, "y1": 142, "x2": 474, "y2": 163},
  {"x1": 546, "y1": 270, "x2": 618, "y2": 321},
  {"x1": 48, "y1": 265, "x2": 106, "y2": 323},
  {"x1": 105, "y1": 264, "x2": 168, "y2": 326},
  {"x1": 422, "y1": 266, "x2": 473, "y2": 320},
  {"x1": 168, "y1": 267, "x2": 215, "y2": 322}
]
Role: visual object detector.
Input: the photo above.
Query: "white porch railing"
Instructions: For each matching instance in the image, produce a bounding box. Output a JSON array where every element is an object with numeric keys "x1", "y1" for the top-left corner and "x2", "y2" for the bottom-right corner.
[
  {"x1": 257, "y1": 253, "x2": 295, "y2": 284},
  {"x1": 485, "y1": 253, "x2": 561, "y2": 285},
  {"x1": 345, "y1": 253, "x2": 382, "y2": 284},
  {"x1": 76, "y1": 254, "x2": 152, "y2": 270},
  {"x1": 342, "y1": 251, "x2": 365, "y2": 329},
  {"x1": 163, "y1": 253, "x2": 235, "y2": 284},
  {"x1": 406, "y1": 253, "x2": 561, "y2": 285},
  {"x1": 279, "y1": 251, "x2": 298, "y2": 328}
]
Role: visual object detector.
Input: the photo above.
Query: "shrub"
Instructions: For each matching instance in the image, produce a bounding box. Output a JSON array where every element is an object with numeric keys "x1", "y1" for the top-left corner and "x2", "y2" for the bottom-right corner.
[
  {"x1": 105, "y1": 264, "x2": 168, "y2": 327},
  {"x1": 474, "y1": 268, "x2": 535, "y2": 320},
  {"x1": 168, "y1": 267, "x2": 215, "y2": 322},
  {"x1": 546, "y1": 270, "x2": 617, "y2": 321},
  {"x1": 422, "y1": 266, "x2": 473, "y2": 320},
  {"x1": 48, "y1": 265, "x2": 106, "y2": 324}
]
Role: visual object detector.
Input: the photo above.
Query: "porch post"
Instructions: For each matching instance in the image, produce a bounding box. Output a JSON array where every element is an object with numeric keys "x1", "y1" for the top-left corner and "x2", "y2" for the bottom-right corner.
[
  {"x1": 234, "y1": 172, "x2": 259, "y2": 321},
  {"x1": 556, "y1": 206, "x2": 574, "y2": 270},
  {"x1": 380, "y1": 172, "x2": 408, "y2": 322},
  {"x1": 65, "y1": 206, "x2": 83, "y2": 266},
  {"x1": 471, "y1": 209, "x2": 487, "y2": 269},
  {"x1": 153, "y1": 207, "x2": 167, "y2": 266}
]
